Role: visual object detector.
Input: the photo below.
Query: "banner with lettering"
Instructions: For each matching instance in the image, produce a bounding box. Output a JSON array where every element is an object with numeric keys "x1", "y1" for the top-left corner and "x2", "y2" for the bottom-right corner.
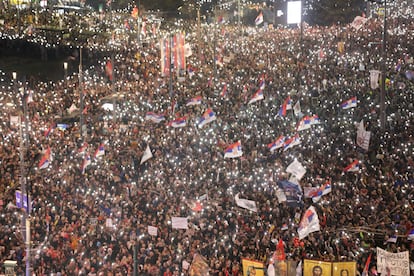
[{"x1": 376, "y1": 247, "x2": 409, "y2": 276}]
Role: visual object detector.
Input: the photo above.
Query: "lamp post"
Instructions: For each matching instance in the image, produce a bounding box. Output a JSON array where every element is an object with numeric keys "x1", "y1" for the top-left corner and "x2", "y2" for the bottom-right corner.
[{"x1": 379, "y1": 0, "x2": 387, "y2": 130}]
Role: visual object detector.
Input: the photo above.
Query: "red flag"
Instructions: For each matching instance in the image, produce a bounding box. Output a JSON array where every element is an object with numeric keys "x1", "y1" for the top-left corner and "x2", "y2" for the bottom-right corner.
[
  {"x1": 276, "y1": 239, "x2": 286, "y2": 261},
  {"x1": 362, "y1": 253, "x2": 372, "y2": 275}
]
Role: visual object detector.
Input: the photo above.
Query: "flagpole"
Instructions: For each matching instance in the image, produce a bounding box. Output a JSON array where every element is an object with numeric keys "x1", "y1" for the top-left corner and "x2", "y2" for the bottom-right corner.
[
  {"x1": 169, "y1": 34, "x2": 173, "y2": 97},
  {"x1": 79, "y1": 47, "x2": 84, "y2": 141}
]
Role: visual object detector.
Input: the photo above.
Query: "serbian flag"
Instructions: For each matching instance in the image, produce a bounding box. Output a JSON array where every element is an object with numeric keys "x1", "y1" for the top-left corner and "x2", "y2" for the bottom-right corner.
[
  {"x1": 341, "y1": 96, "x2": 357, "y2": 109},
  {"x1": 145, "y1": 112, "x2": 165, "y2": 123},
  {"x1": 198, "y1": 108, "x2": 216, "y2": 128},
  {"x1": 248, "y1": 89, "x2": 264, "y2": 104},
  {"x1": 310, "y1": 114, "x2": 320, "y2": 125},
  {"x1": 94, "y1": 143, "x2": 105, "y2": 158},
  {"x1": 105, "y1": 60, "x2": 113, "y2": 81},
  {"x1": 221, "y1": 83, "x2": 228, "y2": 97},
  {"x1": 267, "y1": 135, "x2": 286, "y2": 152},
  {"x1": 255, "y1": 11, "x2": 264, "y2": 25},
  {"x1": 296, "y1": 116, "x2": 312, "y2": 131},
  {"x1": 224, "y1": 140, "x2": 243, "y2": 158},
  {"x1": 186, "y1": 96, "x2": 202, "y2": 106},
  {"x1": 298, "y1": 206, "x2": 320, "y2": 240},
  {"x1": 283, "y1": 134, "x2": 301, "y2": 151},
  {"x1": 344, "y1": 159, "x2": 360, "y2": 172},
  {"x1": 168, "y1": 116, "x2": 187, "y2": 128},
  {"x1": 81, "y1": 154, "x2": 91, "y2": 174},
  {"x1": 407, "y1": 228, "x2": 414, "y2": 240},
  {"x1": 278, "y1": 96, "x2": 292, "y2": 116},
  {"x1": 310, "y1": 181, "x2": 332, "y2": 203},
  {"x1": 38, "y1": 147, "x2": 51, "y2": 169}
]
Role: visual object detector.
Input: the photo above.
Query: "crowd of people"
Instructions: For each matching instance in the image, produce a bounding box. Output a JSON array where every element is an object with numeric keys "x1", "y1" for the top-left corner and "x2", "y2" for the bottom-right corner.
[{"x1": 0, "y1": 2, "x2": 413, "y2": 276}]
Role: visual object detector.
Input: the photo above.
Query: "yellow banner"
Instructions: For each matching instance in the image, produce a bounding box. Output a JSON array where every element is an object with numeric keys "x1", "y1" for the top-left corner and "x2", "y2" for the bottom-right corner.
[
  {"x1": 303, "y1": 259, "x2": 332, "y2": 276},
  {"x1": 332, "y1": 262, "x2": 356, "y2": 276},
  {"x1": 242, "y1": 258, "x2": 265, "y2": 276}
]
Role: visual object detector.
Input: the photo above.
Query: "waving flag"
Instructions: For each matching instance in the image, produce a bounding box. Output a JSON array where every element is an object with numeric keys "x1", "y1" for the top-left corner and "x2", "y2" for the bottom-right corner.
[
  {"x1": 283, "y1": 134, "x2": 301, "y2": 151},
  {"x1": 341, "y1": 96, "x2": 357, "y2": 109},
  {"x1": 140, "y1": 145, "x2": 153, "y2": 165},
  {"x1": 145, "y1": 112, "x2": 165, "y2": 123},
  {"x1": 309, "y1": 181, "x2": 332, "y2": 202},
  {"x1": 408, "y1": 228, "x2": 414, "y2": 240},
  {"x1": 255, "y1": 11, "x2": 264, "y2": 25},
  {"x1": 198, "y1": 108, "x2": 217, "y2": 128},
  {"x1": 344, "y1": 159, "x2": 360, "y2": 172},
  {"x1": 258, "y1": 76, "x2": 265, "y2": 91},
  {"x1": 278, "y1": 96, "x2": 292, "y2": 116},
  {"x1": 296, "y1": 116, "x2": 312, "y2": 131},
  {"x1": 268, "y1": 135, "x2": 286, "y2": 152},
  {"x1": 248, "y1": 89, "x2": 264, "y2": 104},
  {"x1": 293, "y1": 100, "x2": 302, "y2": 117},
  {"x1": 168, "y1": 116, "x2": 187, "y2": 128},
  {"x1": 43, "y1": 123, "x2": 55, "y2": 137},
  {"x1": 235, "y1": 193, "x2": 257, "y2": 212},
  {"x1": 298, "y1": 206, "x2": 320, "y2": 240},
  {"x1": 81, "y1": 154, "x2": 91, "y2": 174},
  {"x1": 362, "y1": 253, "x2": 372, "y2": 276},
  {"x1": 310, "y1": 115, "x2": 320, "y2": 125},
  {"x1": 186, "y1": 96, "x2": 202, "y2": 106},
  {"x1": 38, "y1": 147, "x2": 52, "y2": 169},
  {"x1": 224, "y1": 140, "x2": 243, "y2": 158},
  {"x1": 94, "y1": 143, "x2": 105, "y2": 158}
]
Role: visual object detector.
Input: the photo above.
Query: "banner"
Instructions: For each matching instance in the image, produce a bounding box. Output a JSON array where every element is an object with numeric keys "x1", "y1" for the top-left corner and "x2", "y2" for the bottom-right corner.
[
  {"x1": 277, "y1": 180, "x2": 303, "y2": 207},
  {"x1": 303, "y1": 260, "x2": 332, "y2": 276},
  {"x1": 376, "y1": 247, "x2": 409, "y2": 276},
  {"x1": 370, "y1": 70, "x2": 381, "y2": 89},
  {"x1": 242, "y1": 258, "x2": 264, "y2": 276},
  {"x1": 356, "y1": 120, "x2": 371, "y2": 151},
  {"x1": 286, "y1": 159, "x2": 306, "y2": 180},
  {"x1": 171, "y1": 216, "x2": 188, "y2": 229},
  {"x1": 332, "y1": 262, "x2": 357, "y2": 276},
  {"x1": 148, "y1": 225, "x2": 158, "y2": 236},
  {"x1": 235, "y1": 193, "x2": 257, "y2": 212}
]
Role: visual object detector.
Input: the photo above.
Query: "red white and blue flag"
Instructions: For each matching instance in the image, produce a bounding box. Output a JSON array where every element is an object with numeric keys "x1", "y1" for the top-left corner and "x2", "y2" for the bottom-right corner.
[
  {"x1": 224, "y1": 140, "x2": 243, "y2": 159},
  {"x1": 38, "y1": 147, "x2": 52, "y2": 169},
  {"x1": 168, "y1": 116, "x2": 187, "y2": 128},
  {"x1": 310, "y1": 114, "x2": 320, "y2": 125},
  {"x1": 198, "y1": 108, "x2": 217, "y2": 128},
  {"x1": 296, "y1": 116, "x2": 312, "y2": 131},
  {"x1": 248, "y1": 89, "x2": 264, "y2": 104},
  {"x1": 283, "y1": 134, "x2": 301, "y2": 151},
  {"x1": 145, "y1": 112, "x2": 165, "y2": 123},
  {"x1": 298, "y1": 206, "x2": 320, "y2": 240},
  {"x1": 278, "y1": 96, "x2": 292, "y2": 116},
  {"x1": 309, "y1": 181, "x2": 332, "y2": 202},
  {"x1": 341, "y1": 96, "x2": 357, "y2": 109},
  {"x1": 186, "y1": 96, "x2": 202, "y2": 106},
  {"x1": 267, "y1": 135, "x2": 286, "y2": 152},
  {"x1": 221, "y1": 83, "x2": 228, "y2": 97},
  {"x1": 82, "y1": 154, "x2": 91, "y2": 174},
  {"x1": 94, "y1": 143, "x2": 105, "y2": 158},
  {"x1": 344, "y1": 159, "x2": 360, "y2": 172}
]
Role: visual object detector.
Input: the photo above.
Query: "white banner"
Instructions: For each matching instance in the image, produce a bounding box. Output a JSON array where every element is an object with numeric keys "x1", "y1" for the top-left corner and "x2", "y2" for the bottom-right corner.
[
  {"x1": 140, "y1": 145, "x2": 153, "y2": 164},
  {"x1": 148, "y1": 225, "x2": 158, "y2": 236},
  {"x1": 370, "y1": 70, "x2": 381, "y2": 89},
  {"x1": 171, "y1": 217, "x2": 188, "y2": 229},
  {"x1": 235, "y1": 193, "x2": 257, "y2": 212},
  {"x1": 356, "y1": 120, "x2": 371, "y2": 151},
  {"x1": 377, "y1": 247, "x2": 409, "y2": 276},
  {"x1": 286, "y1": 159, "x2": 306, "y2": 180}
]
